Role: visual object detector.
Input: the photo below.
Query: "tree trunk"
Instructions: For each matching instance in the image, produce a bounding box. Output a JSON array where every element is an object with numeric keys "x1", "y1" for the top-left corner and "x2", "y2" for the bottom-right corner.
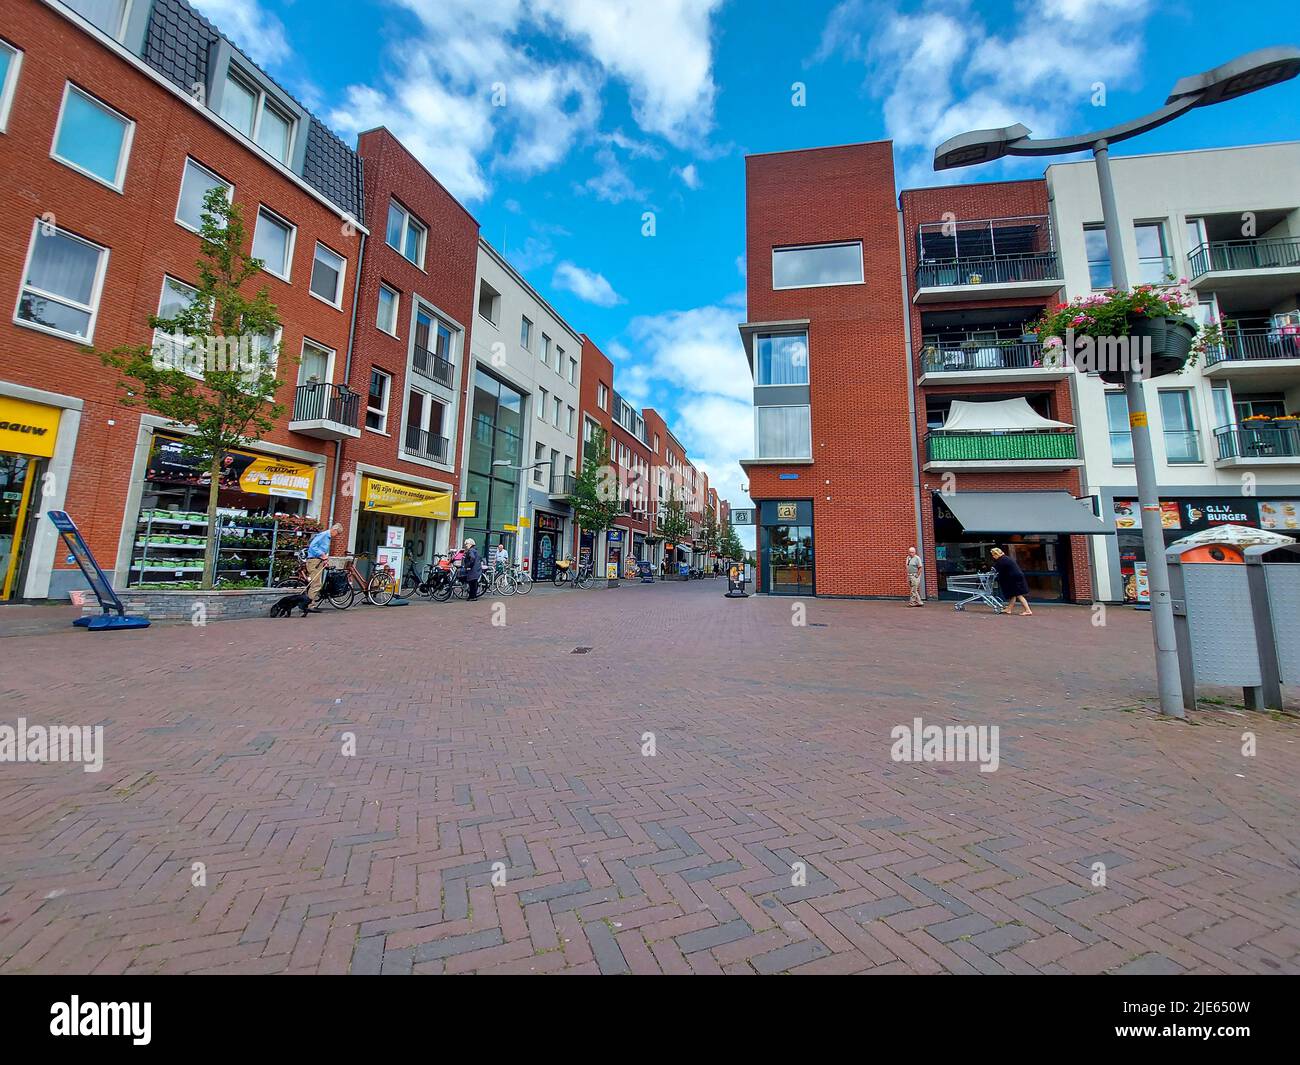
[{"x1": 202, "y1": 452, "x2": 221, "y2": 589}]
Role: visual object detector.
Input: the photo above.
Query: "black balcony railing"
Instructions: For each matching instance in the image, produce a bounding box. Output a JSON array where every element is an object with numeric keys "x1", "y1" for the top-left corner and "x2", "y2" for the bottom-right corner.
[
  {"x1": 291, "y1": 382, "x2": 360, "y2": 427},
  {"x1": 919, "y1": 341, "x2": 1060, "y2": 375},
  {"x1": 1215, "y1": 423, "x2": 1300, "y2": 461},
  {"x1": 926, "y1": 428, "x2": 1078, "y2": 463},
  {"x1": 1189, "y1": 237, "x2": 1300, "y2": 279},
  {"x1": 550, "y1": 473, "x2": 576, "y2": 496},
  {"x1": 1204, "y1": 328, "x2": 1300, "y2": 366},
  {"x1": 916, "y1": 252, "x2": 1061, "y2": 290},
  {"x1": 403, "y1": 425, "x2": 450, "y2": 463},
  {"x1": 412, "y1": 344, "x2": 455, "y2": 387}
]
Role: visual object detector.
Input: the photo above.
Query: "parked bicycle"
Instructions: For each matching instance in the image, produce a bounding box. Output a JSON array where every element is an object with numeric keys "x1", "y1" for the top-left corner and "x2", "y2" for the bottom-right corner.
[
  {"x1": 400, "y1": 556, "x2": 454, "y2": 599},
  {"x1": 552, "y1": 556, "x2": 591, "y2": 589},
  {"x1": 277, "y1": 554, "x2": 396, "y2": 608}
]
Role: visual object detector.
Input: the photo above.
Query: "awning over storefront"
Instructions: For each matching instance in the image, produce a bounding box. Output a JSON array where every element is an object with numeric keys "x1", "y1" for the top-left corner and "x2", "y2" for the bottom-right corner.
[
  {"x1": 942, "y1": 492, "x2": 1113, "y2": 535},
  {"x1": 360, "y1": 476, "x2": 452, "y2": 520}
]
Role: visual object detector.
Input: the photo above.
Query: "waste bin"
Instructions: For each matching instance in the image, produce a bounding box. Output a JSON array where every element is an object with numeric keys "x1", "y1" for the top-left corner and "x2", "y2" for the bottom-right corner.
[{"x1": 1167, "y1": 540, "x2": 1299, "y2": 711}]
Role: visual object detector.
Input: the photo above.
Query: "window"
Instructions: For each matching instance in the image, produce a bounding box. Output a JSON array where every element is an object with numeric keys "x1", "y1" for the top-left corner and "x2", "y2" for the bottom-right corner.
[
  {"x1": 568, "y1": 356, "x2": 577, "y2": 384},
  {"x1": 176, "y1": 158, "x2": 232, "y2": 232},
  {"x1": 567, "y1": 405, "x2": 575, "y2": 435},
  {"x1": 1159, "y1": 390, "x2": 1200, "y2": 464},
  {"x1": 63, "y1": 0, "x2": 129, "y2": 39},
  {"x1": 405, "y1": 388, "x2": 448, "y2": 461},
  {"x1": 51, "y1": 84, "x2": 132, "y2": 190},
  {"x1": 15, "y1": 220, "x2": 108, "y2": 341},
  {"x1": 478, "y1": 280, "x2": 500, "y2": 324},
  {"x1": 520, "y1": 316, "x2": 533, "y2": 350},
  {"x1": 653, "y1": 433, "x2": 660, "y2": 453},
  {"x1": 376, "y1": 284, "x2": 399, "y2": 335},
  {"x1": 366, "y1": 368, "x2": 391, "y2": 432},
  {"x1": 755, "y1": 405, "x2": 811, "y2": 459},
  {"x1": 541, "y1": 333, "x2": 551, "y2": 367},
  {"x1": 597, "y1": 383, "x2": 609, "y2": 410},
  {"x1": 251, "y1": 206, "x2": 294, "y2": 279},
  {"x1": 219, "y1": 69, "x2": 295, "y2": 164},
  {"x1": 310, "y1": 242, "x2": 345, "y2": 307},
  {"x1": 538, "y1": 387, "x2": 548, "y2": 418},
  {"x1": 553, "y1": 395, "x2": 562, "y2": 427},
  {"x1": 0, "y1": 40, "x2": 21, "y2": 133},
  {"x1": 1212, "y1": 385, "x2": 1232, "y2": 429},
  {"x1": 1084, "y1": 225, "x2": 1111, "y2": 289},
  {"x1": 756, "y1": 332, "x2": 808, "y2": 386},
  {"x1": 555, "y1": 346, "x2": 565, "y2": 375},
  {"x1": 385, "y1": 201, "x2": 426, "y2": 267},
  {"x1": 298, "y1": 339, "x2": 333, "y2": 386},
  {"x1": 534, "y1": 442, "x2": 546, "y2": 484},
  {"x1": 1135, "y1": 222, "x2": 1170, "y2": 285},
  {"x1": 1106, "y1": 391, "x2": 1133, "y2": 465},
  {"x1": 152, "y1": 276, "x2": 200, "y2": 372},
  {"x1": 772, "y1": 242, "x2": 863, "y2": 289}
]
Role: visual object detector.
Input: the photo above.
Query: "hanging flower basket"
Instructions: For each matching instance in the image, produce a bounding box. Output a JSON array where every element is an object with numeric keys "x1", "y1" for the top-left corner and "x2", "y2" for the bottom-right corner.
[{"x1": 1124, "y1": 313, "x2": 1197, "y2": 380}]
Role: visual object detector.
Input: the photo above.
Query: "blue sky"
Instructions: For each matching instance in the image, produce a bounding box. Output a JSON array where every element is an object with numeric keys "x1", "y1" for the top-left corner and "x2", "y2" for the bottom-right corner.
[{"x1": 194, "y1": 0, "x2": 1300, "y2": 521}]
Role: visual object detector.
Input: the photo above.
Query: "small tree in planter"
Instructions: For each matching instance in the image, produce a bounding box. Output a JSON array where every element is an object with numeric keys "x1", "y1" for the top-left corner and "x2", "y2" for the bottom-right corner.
[
  {"x1": 94, "y1": 186, "x2": 287, "y2": 590},
  {"x1": 1033, "y1": 283, "x2": 1222, "y2": 383},
  {"x1": 568, "y1": 425, "x2": 622, "y2": 580},
  {"x1": 656, "y1": 487, "x2": 692, "y2": 577}
]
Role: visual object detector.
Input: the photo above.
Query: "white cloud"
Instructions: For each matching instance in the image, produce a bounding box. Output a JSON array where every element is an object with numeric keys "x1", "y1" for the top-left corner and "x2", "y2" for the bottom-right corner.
[
  {"x1": 673, "y1": 163, "x2": 701, "y2": 189},
  {"x1": 576, "y1": 146, "x2": 646, "y2": 203},
  {"x1": 190, "y1": 0, "x2": 290, "y2": 68},
  {"x1": 553, "y1": 262, "x2": 625, "y2": 307}
]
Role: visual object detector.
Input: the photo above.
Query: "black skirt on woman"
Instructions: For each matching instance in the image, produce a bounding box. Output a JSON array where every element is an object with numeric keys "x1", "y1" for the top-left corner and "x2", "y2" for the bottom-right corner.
[{"x1": 993, "y1": 554, "x2": 1030, "y2": 598}]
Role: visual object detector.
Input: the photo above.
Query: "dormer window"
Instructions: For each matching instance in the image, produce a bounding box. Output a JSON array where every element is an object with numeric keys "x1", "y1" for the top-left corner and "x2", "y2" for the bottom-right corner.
[{"x1": 217, "y1": 67, "x2": 295, "y2": 164}]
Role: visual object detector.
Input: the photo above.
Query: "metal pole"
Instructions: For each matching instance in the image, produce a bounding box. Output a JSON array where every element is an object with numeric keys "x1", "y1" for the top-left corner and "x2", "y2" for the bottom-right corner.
[{"x1": 1094, "y1": 140, "x2": 1185, "y2": 718}]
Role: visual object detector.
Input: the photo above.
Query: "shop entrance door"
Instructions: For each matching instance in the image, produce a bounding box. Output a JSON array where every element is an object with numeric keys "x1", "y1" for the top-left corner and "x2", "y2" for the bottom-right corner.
[
  {"x1": 763, "y1": 524, "x2": 814, "y2": 595},
  {"x1": 1, "y1": 453, "x2": 38, "y2": 600}
]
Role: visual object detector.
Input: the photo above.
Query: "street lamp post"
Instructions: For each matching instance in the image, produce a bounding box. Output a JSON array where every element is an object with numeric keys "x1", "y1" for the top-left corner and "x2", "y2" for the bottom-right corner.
[
  {"x1": 492, "y1": 458, "x2": 552, "y2": 568},
  {"x1": 933, "y1": 47, "x2": 1300, "y2": 719}
]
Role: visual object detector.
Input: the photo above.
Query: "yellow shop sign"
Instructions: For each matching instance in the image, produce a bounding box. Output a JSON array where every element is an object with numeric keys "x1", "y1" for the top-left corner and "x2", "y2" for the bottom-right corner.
[
  {"x1": 0, "y1": 395, "x2": 62, "y2": 458},
  {"x1": 361, "y1": 476, "x2": 452, "y2": 520}
]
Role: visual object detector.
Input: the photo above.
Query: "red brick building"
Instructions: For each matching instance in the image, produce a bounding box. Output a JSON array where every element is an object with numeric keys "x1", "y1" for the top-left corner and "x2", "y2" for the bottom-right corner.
[
  {"x1": 900, "y1": 179, "x2": 1095, "y2": 603},
  {"x1": 740, "y1": 142, "x2": 915, "y2": 597},
  {"x1": 0, "y1": 0, "x2": 364, "y2": 599}
]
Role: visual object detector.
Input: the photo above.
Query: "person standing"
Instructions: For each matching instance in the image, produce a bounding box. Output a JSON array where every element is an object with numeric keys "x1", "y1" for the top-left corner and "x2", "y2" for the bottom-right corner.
[
  {"x1": 305, "y1": 522, "x2": 341, "y2": 611},
  {"x1": 494, "y1": 542, "x2": 508, "y2": 579},
  {"x1": 462, "y1": 538, "x2": 483, "y2": 600},
  {"x1": 990, "y1": 547, "x2": 1033, "y2": 616},
  {"x1": 905, "y1": 546, "x2": 924, "y2": 606}
]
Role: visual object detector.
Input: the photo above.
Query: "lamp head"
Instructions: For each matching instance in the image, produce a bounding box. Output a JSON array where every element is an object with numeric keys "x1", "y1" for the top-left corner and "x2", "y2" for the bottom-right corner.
[
  {"x1": 1166, "y1": 46, "x2": 1300, "y2": 106},
  {"x1": 933, "y1": 123, "x2": 1031, "y2": 171}
]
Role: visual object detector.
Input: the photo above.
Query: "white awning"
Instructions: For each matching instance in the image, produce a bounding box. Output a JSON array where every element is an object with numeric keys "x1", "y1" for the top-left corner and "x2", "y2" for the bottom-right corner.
[
  {"x1": 1168, "y1": 524, "x2": 1295, "y2": 550},
  {"x1": 941, "y1": 397, "x2": 1072, "y2": 431}
]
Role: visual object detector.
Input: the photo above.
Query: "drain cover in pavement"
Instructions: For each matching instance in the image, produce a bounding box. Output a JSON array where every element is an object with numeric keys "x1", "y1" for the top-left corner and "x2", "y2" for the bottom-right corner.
[{"x1": 570, "y1": 646, "x2": 593, "y2": 654}]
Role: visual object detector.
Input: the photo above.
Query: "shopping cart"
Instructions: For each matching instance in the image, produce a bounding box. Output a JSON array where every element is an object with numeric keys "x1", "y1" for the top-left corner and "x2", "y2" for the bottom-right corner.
[{"x1": 946, "y1": 571, "x2": 1005, "y2": 613}]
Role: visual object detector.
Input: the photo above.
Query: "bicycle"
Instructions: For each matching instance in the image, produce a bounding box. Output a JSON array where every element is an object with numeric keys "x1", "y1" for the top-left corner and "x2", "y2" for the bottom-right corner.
[
  {"x1": 278, "y1": 554, "x2": 395, "y2": 608},
  {"x1": 552, "y1": 557, "x2": 591, "y2": 589},
  {"x1": 511, "y1": 564, "x2": 533, "y2": 595}
]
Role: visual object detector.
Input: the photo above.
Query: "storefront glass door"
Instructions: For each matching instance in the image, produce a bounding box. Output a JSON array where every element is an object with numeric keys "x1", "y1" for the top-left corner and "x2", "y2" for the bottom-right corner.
[
  {"x1": 1, "y1": 453, "x2": 36, "y2": 599},
  {"x1": 764, "y1": 524, "x2": 814, "y2": 595}
]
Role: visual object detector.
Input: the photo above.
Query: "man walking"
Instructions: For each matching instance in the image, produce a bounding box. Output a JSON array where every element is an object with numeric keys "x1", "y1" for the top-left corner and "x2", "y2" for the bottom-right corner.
[
  {"x1": 462, "y1": 538, "x2": 483, "y2": 600},
  {"x1": 906, "y1": 546, "x2": 924, "y2": 607},
  {"x1": 306, "y1": 522, "x2": 341, "y2": 611}
]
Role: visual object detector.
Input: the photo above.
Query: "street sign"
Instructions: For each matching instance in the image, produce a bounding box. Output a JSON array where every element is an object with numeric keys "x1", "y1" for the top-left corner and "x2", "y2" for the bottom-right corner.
[{"x1": 730, "y1": 508, "x2": 755, "y2": 525}]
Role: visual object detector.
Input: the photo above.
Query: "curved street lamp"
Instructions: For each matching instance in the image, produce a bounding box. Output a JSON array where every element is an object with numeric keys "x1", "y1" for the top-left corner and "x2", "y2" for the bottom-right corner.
[{"x1": 933, "y1": 47, "x2": 1300, "y2": 719}]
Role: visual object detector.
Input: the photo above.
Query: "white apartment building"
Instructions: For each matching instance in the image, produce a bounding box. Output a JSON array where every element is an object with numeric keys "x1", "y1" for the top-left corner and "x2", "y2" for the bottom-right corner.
[
  {"x1": 1048, "y1": 141, "x2": 1300, "y2": 601},
  {"x1": 463, "y1": 240, "x2": 582, "y2": 580}
]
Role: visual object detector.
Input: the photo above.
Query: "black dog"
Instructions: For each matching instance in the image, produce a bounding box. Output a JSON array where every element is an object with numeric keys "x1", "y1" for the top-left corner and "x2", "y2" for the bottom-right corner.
[{"x1": 269, "y1": 593, "x2": 312, "y2": 617}]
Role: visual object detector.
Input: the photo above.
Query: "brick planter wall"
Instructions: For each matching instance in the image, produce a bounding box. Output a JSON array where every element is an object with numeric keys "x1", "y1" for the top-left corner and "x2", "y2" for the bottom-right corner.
[{"x1": 83, "y1": 588, "x2": 290, "y2": 622}]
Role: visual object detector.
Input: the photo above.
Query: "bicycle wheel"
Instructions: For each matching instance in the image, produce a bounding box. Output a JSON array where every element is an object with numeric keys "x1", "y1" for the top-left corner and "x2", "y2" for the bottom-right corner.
[
  {"x1": 552, "y1": 570, "x2": 567, "y2": 587},
  {"x1": 368, "y1": 571, "x2": 397, "y2": 607},
  {"x1": 431, "y1": 578, "x2": 453, "y2": 602},
  {"x1": 275, "y1": 576, "x2": 307, "y2": 589},
  {"x1": 399, "y1": 570, "x2": 418, "y2": 598},
  {"x1": 496, "y1": 571, "x2": 517, "y2": 595},
  {"x1": 514, "y1": 571, "x2": 533, "y2": 595},
  {"x1": 574, "y1": 568, "x2": 591, "y2": 589},
  {"x1": 452, "y1": 578, "x2": 470, "y2": 600},
  {"x1": 326, "y1": 582, "x2": 355, "y2": 609}
]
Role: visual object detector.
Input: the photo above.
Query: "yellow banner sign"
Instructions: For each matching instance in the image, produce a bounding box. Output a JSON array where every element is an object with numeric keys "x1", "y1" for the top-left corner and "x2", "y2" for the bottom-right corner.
[
  {"x1": 361, "y1": 476, "x2": 452, "y2": 520},
  {"x1": 0, "y1": 395, "x2": 62, "y2": 458},
  {"x1": 240, "y1": 453, "x2": 316, "y2": 499},
  {"x1": 457, "y1": 500, "x2": 478, "y2": 518}
]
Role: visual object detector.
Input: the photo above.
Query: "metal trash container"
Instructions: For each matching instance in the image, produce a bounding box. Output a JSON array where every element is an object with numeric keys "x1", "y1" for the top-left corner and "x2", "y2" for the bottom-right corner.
[{"x1": 1245, "y1": 543, "x2": 1300, "y2": 709}]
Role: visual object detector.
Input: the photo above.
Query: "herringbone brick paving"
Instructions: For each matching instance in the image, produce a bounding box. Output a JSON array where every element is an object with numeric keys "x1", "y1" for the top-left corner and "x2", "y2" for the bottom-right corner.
[{"x1": 1, "y1": 580, "x2": 1297, "y2": 974}]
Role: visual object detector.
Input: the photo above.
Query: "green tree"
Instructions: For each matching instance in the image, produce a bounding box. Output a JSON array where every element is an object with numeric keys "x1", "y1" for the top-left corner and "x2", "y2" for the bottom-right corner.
[
  {"x1": 568, "y1": 425, "x2": 621, "y2": 562},
  {"x1": 96, "y1": 185, "x2": 286, "y2": 589},
  {"x1": 656, "y1": 482, "x2": 692, "y2": 546},
  {"x1": 720, "y1": 519, "x2": 743, "y2": 560}
]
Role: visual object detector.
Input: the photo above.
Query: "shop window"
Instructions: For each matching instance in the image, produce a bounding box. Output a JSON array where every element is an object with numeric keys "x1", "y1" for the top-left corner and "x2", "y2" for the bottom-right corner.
[
  {"x1": 176, "y1": 158, "x2": 232, "y2": 232},
  {"x1": 1106, "y1": 391, "x2": 1133, "y2": 465},
  {"x1": 52, "y1": 84, "x2": 133, "y2": 190},
  {"x1": 385, "y1": 200, "x2": 426, "y2": 267},
  {"x1": 366, "y1": 368, "x2": 390, "y2": 432},
  {"x1": 16, "y1": 220, "x2": 108, "y2": 342},
  {"x1": 251, "y1": 206, "x2": 294, "y2": 280},
  {"x1": 310, "y1": 242, "x2": 345, "y2": 307},
  {"x1": 772, "y1": 242, "x2": 863, "y2": 289},
  {"x1": 376, "y1": 284, "x2": 399, "y2": 335},
  {"x1": 0, "y1": 39, "x2": 21, "y2": 134}
]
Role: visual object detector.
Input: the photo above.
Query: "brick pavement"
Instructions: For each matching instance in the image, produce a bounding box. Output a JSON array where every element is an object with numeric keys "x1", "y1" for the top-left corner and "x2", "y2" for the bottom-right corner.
[{"x1": 1, "y1": 580, "x2": 1297, "y2": 974}]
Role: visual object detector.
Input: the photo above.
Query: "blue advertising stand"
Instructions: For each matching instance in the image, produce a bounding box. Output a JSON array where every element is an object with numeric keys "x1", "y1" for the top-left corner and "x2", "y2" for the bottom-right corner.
[
  {"x1": 636, "y1": 560, "x2": 654, "y2": 583},
  {"x1": 46, "y1": 511, "x2": 150, "y2": 630}
]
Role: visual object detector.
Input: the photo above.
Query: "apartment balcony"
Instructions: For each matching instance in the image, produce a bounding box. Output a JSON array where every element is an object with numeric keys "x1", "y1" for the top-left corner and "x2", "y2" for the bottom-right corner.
[
  {"x1": 923, "y1": 428, "x2": 1082, "y2": 472},
  {"x1": 288, "y1": 382, "x2": 361, "y2": 441},
  {"x1": 412, "y1": 344, "x2": 455, "y2": 389},
  {"x1": 1213, "y1": 422, "x2": 1300, "y2": 469},
  {"x1": 402, "y1": 425, "x2": 450, "y2": 464},
  {"x1": 917, "y1": 341, "x2": 1069, "y2": 385},
  {"x1": 913, "y1": 216, "x2": 1062, "y2": 304},
  {"x1": 549, "y1": 473, "x2": 576, "y2": 499},
  {"x1": 1188, "y1": 237, "x2": 1300, "y2": 305},
  {"x1": 1202, "y1": 328, "x2": 1300, "y2": 388}
]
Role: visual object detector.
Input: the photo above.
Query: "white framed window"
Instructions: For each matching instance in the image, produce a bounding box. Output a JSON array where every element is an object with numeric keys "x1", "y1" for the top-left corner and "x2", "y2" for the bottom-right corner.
[
  {"x1": 597, "y1": 382, "x2": 609, "y2": 410},
  {"x1": 366, "y1": 368, "x2": 391, "y2": 432},
  {"x1": 541, "y1": 333, "x2": 551, "y2": 367},
  {"x1": 385, "y1": 200, "x2": 426, "y2": 267},
  {"x1": 755, "y1": 405, "x2": 811, "y2": 459},
  {"x1": 553, "y1": 395, "x2": 562, "y2": 427},
  {"x1": 63, "y1": 0, "x2": 130, "y2": 40},
  {"x1": 309, "y1": 242, "x2": 345, "y2": 308},
  {"x1": 538, "y1": 387, "x2": 548, "y2": 419},
  {"x1": 1158, "y1": 389, "x2": 1201, "y2": 464},
  {"x1": 567, "y1": 405, "x2": 575, "y2": 436},
  {"x1": 51, "y1": 83, "x2": 133, "y2": 190},
  {"x1": 14, "y1": 219, "x2": 109, "y2": 342},
  {"x1": 521, "y1": 316, "x2": 533, "y2": 350},
  {"x1": 176, "y1": 158, "x2": 232, "y2": 233},
  {"x1": 0, "y1": 40, "x2": 24, "y2": 134},
  {"x1": 568, "y1": 356, "x2": 577, "y2": 384},
  {"x1": 219, "y1": 67, "x2": 295, "y2": 164},
  {"x1": 298, "y1": 338, "x2": 334, "y2": 386},
  {"x1": 251, "y1": 206, "x2": 295, "y2": 280},
  {"x1": 755, "y1": 331, "x2": 808, "y2": 386},
  {"x1": 376, "y1": 284, "x2": 399, "y2": 335},
  {"x1": 152, "y1": 275, "x2": 200, "y2": 374},
  {"x1": 772, "y1": 242, "x2": 863, "y2": 289},
  {"x1": 1105, "y1": 391, "x2": 1133, "y2": 465}
]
